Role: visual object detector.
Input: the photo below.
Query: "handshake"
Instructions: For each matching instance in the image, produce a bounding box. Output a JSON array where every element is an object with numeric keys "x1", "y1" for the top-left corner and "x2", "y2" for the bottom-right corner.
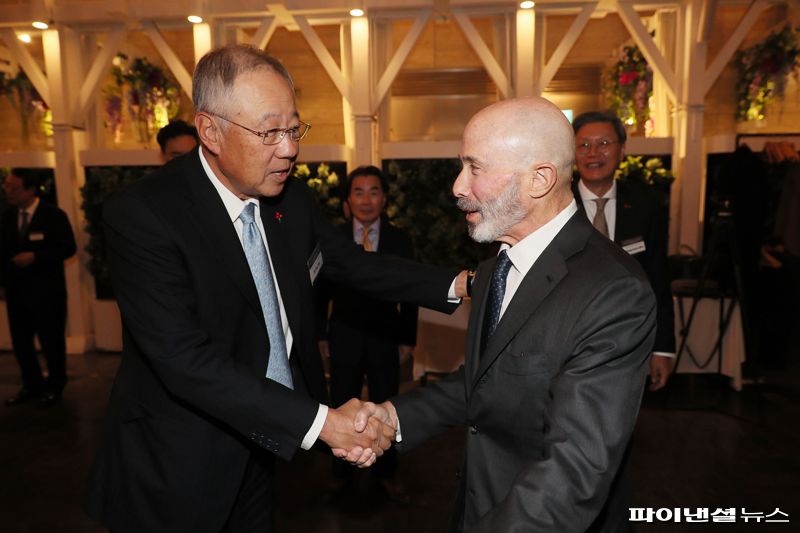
[{"x1": 318, "y1": 398, "x2": 398, "y2": 468}]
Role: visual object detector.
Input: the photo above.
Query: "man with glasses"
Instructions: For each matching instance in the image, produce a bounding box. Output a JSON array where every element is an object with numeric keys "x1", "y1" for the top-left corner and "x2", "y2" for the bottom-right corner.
[
  {"x1": 572, "y1": 111, "x2": 675, "y2": 391},
  {"x1": 86, "y1": 45, "x2": 464, "y2": 532}
]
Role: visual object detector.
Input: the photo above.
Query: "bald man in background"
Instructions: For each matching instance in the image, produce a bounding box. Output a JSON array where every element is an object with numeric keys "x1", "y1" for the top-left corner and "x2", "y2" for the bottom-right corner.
[{"x1": 352, "y1": 97, "x2": 656, "y2": 532}]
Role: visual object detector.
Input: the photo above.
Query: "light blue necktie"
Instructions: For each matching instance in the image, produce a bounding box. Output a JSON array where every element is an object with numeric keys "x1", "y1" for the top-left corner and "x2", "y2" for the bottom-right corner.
[{"x1": 239, "y1": 203, "x2": 293, "y2": 389}]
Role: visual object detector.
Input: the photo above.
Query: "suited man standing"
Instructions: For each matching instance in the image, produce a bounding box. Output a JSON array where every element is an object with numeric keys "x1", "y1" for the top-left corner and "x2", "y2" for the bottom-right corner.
[
  {"x1": 572, "y1": 111, "x2": 675, "y2": 390},
  {"x1": 318, "y1": 165, "x2": 417, "y2": 502},
  {"x1": 85, "y1": 45, "x2": 461, "y2": 533},
  {"x1": 2, "y1": 168, "x2": 76, "y2": 408},
  {"x1": 353, "y1": 97, "x2": 656, "y2": 532}
]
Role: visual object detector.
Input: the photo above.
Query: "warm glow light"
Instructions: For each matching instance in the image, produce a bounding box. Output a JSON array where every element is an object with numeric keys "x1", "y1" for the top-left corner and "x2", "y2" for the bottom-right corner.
[
  {"x1": 17, "y1": 33, "x2": 32, "y2": 43},
  {"x1": 625, "y1": 118, "x2": 635, "y2": 125},
  {"x1": 187, "y1": 15, "x2": 203, "y2": 24},
  {"x1": 519, "y1": 1, "x2": 535, "y2": 8},
  {"x1": 349, "y1": 8, "x2": 364, "y2": 17},
  {"x1": 32, "y1": 21, "x2": 49, "y2": 29}
]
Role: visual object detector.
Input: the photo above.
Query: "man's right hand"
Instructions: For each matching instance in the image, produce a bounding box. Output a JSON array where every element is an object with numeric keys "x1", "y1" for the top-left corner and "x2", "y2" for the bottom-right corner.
[{"x1": 319, "y1": 398, "x2": 395, "y2": 467}]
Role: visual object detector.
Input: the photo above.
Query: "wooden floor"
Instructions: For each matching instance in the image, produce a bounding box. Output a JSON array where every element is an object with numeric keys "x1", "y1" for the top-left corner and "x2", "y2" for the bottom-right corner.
[{"x1": 1, "y1": 349, "x2": 799, "y2": 533}]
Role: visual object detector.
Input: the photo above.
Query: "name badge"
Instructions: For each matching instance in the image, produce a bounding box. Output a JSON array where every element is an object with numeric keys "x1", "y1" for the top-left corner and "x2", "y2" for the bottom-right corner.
[
  {"x1": 307, "y1": 243, "x2": 323, "y2": 285},
  {"x1": 621, "y1": 237, "x2": 646, "y2": 255},
  {"x1": 28, "y1": 232, "x2": 45, "y2": 242}
]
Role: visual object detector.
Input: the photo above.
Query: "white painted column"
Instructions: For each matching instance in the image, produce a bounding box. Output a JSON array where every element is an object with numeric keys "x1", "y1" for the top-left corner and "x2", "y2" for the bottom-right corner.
[
  {"x1": 43, "y1": 28, "x2": 93, "y2": 353},
  {"x1": 349, "y1": 15, "x2": 374, "y2": 167},
  {"x1": 193, "y1": 23, "x2": 213, "y2": 65},
  {"x1": 673, "y1": 0, "x2": 707, "y2": 253},
  {"x1": 515, "y1": 8, "x2": 535, "y2": 97}
]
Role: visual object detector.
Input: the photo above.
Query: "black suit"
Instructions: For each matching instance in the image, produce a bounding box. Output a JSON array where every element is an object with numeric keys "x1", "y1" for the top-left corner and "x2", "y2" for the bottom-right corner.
[
  {"x1": 573, "y1": 180, "x2": 675, "y2": 353},
  {"x1": 85, "y1": 152, "x2": 457, "y2": 533},
  {"x1": 1, "y1": 201, "x2": 76, "y2": 393},
  {"x1": 317, "y1": 218, "x2": 418, "y2": 478},
  {"x1": 393, "y1": 211, "x2": 656, "y2": 532}
]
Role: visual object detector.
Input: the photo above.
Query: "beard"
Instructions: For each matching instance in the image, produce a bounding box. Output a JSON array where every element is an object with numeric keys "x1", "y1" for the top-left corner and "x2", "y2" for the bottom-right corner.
[{"x1": 457, "y1": 177, "x2": 527, "y2": 243}]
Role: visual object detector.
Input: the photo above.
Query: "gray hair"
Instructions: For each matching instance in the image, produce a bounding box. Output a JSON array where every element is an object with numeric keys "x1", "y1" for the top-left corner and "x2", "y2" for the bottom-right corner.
[{"x1": 192, "y1": 45, "x2": 294, "y2": 115}]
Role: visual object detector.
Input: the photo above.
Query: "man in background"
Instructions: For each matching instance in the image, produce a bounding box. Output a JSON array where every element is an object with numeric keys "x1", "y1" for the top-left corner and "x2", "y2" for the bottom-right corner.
[
  {"x1": 1, "y1": 168, "x2": 76, "y2": 407},
  {"x1": 156, "y1": 119, "x2": 199, "y2": 163},
  {"x1": 317, "y1": 165, "x2": 417, "y2": 502},
  {"x1": 572, "y1": 111, "x2": 675, "y2": 390}
]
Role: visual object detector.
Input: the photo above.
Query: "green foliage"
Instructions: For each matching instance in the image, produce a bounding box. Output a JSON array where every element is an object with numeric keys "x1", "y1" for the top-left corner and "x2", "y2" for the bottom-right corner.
[
  {"x1": 385, "y1": 159, "x2": 493, "y2": 267},
  {"x1": 601, "y1": 43, "x2": 653, "y2": 131},
  {"x1": 735, "y1": 26, "x2": 800, "y2": 121},
  {"x1": 614, "y1": 155, "x2": 675, "y2": 187},
  {"x1": 293, "y1": 162, "x2": 347, "y2": 227},
  {"x1": 81, "y1": 166, "x2": 156, "y2": 298}
]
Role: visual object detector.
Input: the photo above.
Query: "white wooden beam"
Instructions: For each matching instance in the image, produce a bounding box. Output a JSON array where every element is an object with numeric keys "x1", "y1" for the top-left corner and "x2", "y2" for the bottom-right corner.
[
  {"x1": 703, "y1": 0, "x2": 768, "y2": 95},
  {"x1": 141, "y1": 20, "x2": 194, "y2": 101},
  {"x1": 537, "y1": 2, "x2": 596, "y2": 93},
  {"x1": 251, "y1": 16, "x2": 280, "y2": 50},
  {"x1": 453, "y1": 9, "x2": 511, "y2": 98},
  {"x1": 515, "y1": 8, "x2": 535, "y2": 97},
  {"x1": 292, "y1": 14, "x2": 351, "y2": 102},
  {"x1": 373, "y1": 10, "x2": 431, "y2": 113},
  {"x1": 193, "y1": 23, "x2": 212, "y2": 64},
  {"x1": 617, "y1": 0, "x2": 678, "y2": 102},
  {"x1": 72, "y1": 25, "x2": 127, "y2": 126},
  {"x1": 697, "y1": 0, "x2": 717, "y2": 43},
  {"x1": 0, "y1": 28, "x2": 51, "y2": 105}
]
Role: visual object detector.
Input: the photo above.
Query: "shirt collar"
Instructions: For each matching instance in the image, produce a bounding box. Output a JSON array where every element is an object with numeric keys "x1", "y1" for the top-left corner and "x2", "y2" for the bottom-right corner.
[
  {"x1": 199, "y1": 146, "x2": 257, "y2": 222},
  {"x1": 500, "y1": 200, "x2": 578, "y2": 279},
  {"x1": 353, "y1": 217, "x2": 381, "y2": 236},
  {"x1": 578, "y1": 179, "x2": 617, "y2": 201},
  {"x1": 22, "y1": 197, "x2": 40, "y2": 217}
]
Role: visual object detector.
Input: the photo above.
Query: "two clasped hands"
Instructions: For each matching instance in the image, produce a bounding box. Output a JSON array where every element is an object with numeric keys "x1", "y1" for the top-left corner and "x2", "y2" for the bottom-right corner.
[{"x1": 319, "y1": 398, "x2": 398, "y2": 468}]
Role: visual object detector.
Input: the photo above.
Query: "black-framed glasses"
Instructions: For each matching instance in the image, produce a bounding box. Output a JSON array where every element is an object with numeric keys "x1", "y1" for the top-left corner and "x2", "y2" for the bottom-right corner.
[
  {"x1": 576, "y1": 139, "x2": 618, "y2": 155},
  {"x1": 212, "y1": 113, "x2": 311, "y2": 145}
]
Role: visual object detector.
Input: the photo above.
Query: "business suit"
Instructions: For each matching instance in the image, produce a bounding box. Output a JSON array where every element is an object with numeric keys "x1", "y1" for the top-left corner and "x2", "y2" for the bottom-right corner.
[
  {"x1": 1, "y1": 201, "x2": 76, "y2": 394},
  {"x1": 393, "y1": 212, "x2": 656, "y2": 532},
  {"x1": 85, "y1": 151, "x2": 457, "y2": 533},
  {"x1": 574, "y1": 179, "x2": 675, "y2": 354},
  {"x1": 318, "y1": 217, "x2": 418, "y2": 478}
]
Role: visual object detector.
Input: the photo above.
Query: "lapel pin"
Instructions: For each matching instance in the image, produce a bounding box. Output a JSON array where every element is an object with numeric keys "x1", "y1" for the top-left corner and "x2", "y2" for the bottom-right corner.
[{"x1": 274, "y1": 212, "x2": 284, "y2": 223}]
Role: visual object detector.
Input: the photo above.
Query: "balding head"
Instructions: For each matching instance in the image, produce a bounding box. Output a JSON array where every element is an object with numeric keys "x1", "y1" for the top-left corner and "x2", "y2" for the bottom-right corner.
[{"x1": 454, "y1": 97, "x2": 576, "y2": 245}]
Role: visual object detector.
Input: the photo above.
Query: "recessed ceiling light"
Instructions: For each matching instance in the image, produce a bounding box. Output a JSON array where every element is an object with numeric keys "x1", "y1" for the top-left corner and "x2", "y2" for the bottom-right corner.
[
  {"x1": 349, "y1": 8, "x2": 364, "y2": 17},
  {"x1": 18, "y1": 33, "x2": 32, "y2": 43},
  {"x1": 32, "y1": 21, "x2": 49, "y2": 30},
  {"x1": 520, "y1": 1, "x2": 535, "y2": 9},
  {"x1": 187, "y1": 15, "x2": 203, "y2": 24}
]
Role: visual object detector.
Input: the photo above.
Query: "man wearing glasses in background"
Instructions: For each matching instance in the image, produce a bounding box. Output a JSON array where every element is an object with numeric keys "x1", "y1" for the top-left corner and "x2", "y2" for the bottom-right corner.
[
  {"x1": 85, "y1": 45, "x2": 463, "y2": 533},
  {"x1": 572, "y1": 111, "x2": 675, "y2": 391}
]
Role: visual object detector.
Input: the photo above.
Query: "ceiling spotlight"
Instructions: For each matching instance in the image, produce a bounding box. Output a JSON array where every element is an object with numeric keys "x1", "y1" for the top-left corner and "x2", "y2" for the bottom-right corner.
[
  {"x1": 32, "y1": 21, "x2": 49, "y2": 30},
  {"x1": 520, "y1": 1, "x2": 535, "y2": 8},
  {"x1": 349, "y1": 8, "x2": 365, "y2": 17},
  {"x1": 18, "y1": 33, "x2": 32, "y2": 43},
  {"x1": 187, "y1": 15, "x2": 203, "y2": 24}
]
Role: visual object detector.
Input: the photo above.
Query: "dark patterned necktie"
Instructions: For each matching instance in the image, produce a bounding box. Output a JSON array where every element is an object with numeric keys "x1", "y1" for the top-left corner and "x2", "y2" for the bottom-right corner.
[
  {"x1": 593, "y1": 198, "x2": 609, "y2": 238},
  {"x1": 482, "y1": 250, "x2": 513, "y2": 348}
]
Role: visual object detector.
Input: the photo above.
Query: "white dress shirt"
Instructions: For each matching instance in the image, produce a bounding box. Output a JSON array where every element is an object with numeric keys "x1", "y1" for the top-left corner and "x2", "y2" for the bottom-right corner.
[
  {"x1": 18, "y1": 197, "x2": 40, "y2": 231},
  {"x1": 577, "y1": 179, "x2": 617, "y2": 241},
  {"x1": 353, "y1": 217, "x2": 380, "y2": 251},
  {"x1": 199, "y1": 147, "x2": 326, "y2": 449}
]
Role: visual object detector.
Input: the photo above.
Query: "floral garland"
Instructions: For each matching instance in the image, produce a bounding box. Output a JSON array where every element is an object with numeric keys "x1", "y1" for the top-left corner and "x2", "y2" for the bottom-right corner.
[
  {"x1": 294, "y1": 163, "x2": 346, "y2": 226},
  {"x1": 104, "y1": 54, "x2": 180, "y2": 145},
  {"x1": 601, "y1": 43, "x2": 653, "y2": 131},
  {"x1": 614, "y1": 155, "x2": 674, "y2": 187},
  {"x1": 735, "y1": 26, "x2": 800, "y2": 122},
  {"x1": 0, "y1": 69, "x2": 51, "y2": 142}
]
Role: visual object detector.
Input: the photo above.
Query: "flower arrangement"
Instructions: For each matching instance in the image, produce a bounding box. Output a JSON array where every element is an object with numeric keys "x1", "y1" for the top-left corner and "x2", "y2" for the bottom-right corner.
[
  {"x1": 601, "y1": 43, "x2": 653, "y2": 132},
  {"x1": 104, "y1": 54, "x2": 180, "y2": 145},
  {"x1": 294, "y1": 162, "x2": 346, "y2": 226},
  {"x1": 735, "y1": 26, "x2": 800, "y2": 122},
  {"x1": 0, "y1": 69, "x2": 51, "y2": 144},
  {"x1": 614, "y1": 155, "x2": 674, "y2": 187}
]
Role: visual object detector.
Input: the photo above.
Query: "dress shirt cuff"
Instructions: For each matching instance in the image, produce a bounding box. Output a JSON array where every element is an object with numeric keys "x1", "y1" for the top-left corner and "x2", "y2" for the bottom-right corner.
[
  {"x1": 301, "y1": 404, "x2": 328, "y2": 450},
  {"x1": 447, "y1": 278, "x2": 462, "y2": 304},
  {"x1": 395, "y1": 418, "x2": 403, "y2": 443},
  {"x1": 653, "y1": 351, "x2": 676, "y2": 359}
]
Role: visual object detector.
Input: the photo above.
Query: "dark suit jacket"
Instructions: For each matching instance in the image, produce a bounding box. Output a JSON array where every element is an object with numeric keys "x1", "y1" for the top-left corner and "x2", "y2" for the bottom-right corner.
[
  {"x1": 393, "y1": 212, "x2": 656, "y2": 532},
  {"x1": 85, "y1": 152, "x2": 458, "y2": 533},
  {"x1": 317, "y1": 217, "x2": 419, "y2": 358},
  {"x1": 573, "y1": 180, "x2": 675, "y2": 353},
  {"x1": 1, "y1": 201, "x2": 76, "y2": 301}
]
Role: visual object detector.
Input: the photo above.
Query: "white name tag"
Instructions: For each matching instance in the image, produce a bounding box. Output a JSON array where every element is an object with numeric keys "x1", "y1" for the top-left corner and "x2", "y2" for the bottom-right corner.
[
  {"x1": 28, "y1": 232, "x2": 45, "y2": 241},
  {"x1": 621, "y1": 238, "x2": 646, "y2": 255},
  {"x1": 308, "y1": 243, "x2": 323, "y2": 285}
]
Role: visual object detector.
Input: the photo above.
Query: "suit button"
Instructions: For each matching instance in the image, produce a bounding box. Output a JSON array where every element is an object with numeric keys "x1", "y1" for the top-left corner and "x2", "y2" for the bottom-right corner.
[{"x1": 469, "y1": 425, "x2": 478, "y2": 435}]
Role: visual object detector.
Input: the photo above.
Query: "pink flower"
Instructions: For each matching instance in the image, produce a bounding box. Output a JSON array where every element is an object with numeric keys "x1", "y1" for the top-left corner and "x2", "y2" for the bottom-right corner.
[
  {"x1": 619, "y1": 71, "x2": 639, "y2": 85},
  {"x1": 274, "y1": 212, "x2": 284, "y2": 223}
]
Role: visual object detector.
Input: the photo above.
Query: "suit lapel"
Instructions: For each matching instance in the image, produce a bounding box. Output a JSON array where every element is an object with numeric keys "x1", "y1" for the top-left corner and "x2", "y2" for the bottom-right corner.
[
  {"x1": 183, "y1": 156, "x2": 264, "y2": 320},
  {"x1": 470, "y1": 212, "x2": 592, "y2": 390}
]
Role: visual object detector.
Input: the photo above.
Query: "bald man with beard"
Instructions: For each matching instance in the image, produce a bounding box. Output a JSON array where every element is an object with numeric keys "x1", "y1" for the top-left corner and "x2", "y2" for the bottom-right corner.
[{"x1": 349, "y1": 97, "x2": 656, "y2": 532}]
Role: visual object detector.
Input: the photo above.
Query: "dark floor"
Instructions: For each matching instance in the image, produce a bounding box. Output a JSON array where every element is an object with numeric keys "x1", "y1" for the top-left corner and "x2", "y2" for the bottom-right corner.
[{"x1": 1, "y1": 350, "x2": 799, "y2": 532}]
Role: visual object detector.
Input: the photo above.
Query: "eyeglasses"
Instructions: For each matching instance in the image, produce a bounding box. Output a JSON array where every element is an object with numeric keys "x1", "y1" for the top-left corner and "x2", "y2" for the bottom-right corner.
[
  {"x1": 576, "y1": 139, "x2": 618, "y2": 155},
  {"x1": 212, "y1": 113, "x2": 311, "y2": 145}
]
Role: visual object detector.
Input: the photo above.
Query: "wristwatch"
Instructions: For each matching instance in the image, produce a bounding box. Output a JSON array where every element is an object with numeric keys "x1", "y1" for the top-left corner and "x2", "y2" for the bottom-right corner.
[{"x1": 466, "y1": 269, "x2": 476, "y2": 297}]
